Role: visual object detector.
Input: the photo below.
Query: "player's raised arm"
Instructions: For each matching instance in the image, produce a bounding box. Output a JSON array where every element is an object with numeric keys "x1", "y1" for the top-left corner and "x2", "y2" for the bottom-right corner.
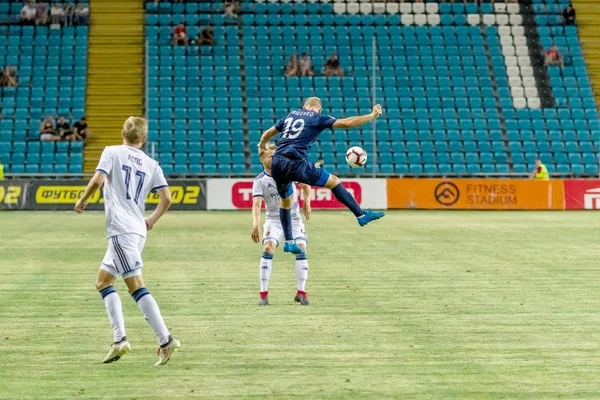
[
  {"x1": 257, "y1": 126, "x2": 280, "y2": 150},
  {"x1": 75, "y1": 171, "x2": 106, "y2": 214},
  {"x1": 332, "y1": 104, "x2": 382, "y2": 129},
  {"x1": 145, "y1": 187, "x2": 172, "y2": 231}
]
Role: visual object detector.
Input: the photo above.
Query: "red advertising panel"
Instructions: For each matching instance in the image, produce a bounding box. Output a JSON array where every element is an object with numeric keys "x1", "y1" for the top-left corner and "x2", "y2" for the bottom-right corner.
[
  {"x1": 231, "y1": 181, "x2": 362, "y2": 209},
  {"x1": 206, "y1": 179, "x2": 387, "y2": 210},
  {"x1": 564, "y1": 179, "x2": 600, "y2": 210}
]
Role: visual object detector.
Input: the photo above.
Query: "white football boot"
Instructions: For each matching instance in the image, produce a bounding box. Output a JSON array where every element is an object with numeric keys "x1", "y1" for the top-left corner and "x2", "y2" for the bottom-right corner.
[
  {"x1": 102, "y1": 340, "x2": 131, "y2": 363},
  {"x1": 155, "y1": 337, "x2": 181, "y2": 366}
]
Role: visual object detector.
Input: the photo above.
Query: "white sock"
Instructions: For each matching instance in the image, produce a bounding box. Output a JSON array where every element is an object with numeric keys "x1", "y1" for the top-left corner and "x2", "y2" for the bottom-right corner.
[
  {"x1": 260, "y1": 251, "x2": 273, "y2": 292},
  {"x1": 99, "y1": 286, "x2": 126, "y2": 343},
  {"x1": 132, "y1": 288, "x2": 170, "y2": 346},
  {"x1": 295, "y1": 255, "x2": 308, "y2": 292}
]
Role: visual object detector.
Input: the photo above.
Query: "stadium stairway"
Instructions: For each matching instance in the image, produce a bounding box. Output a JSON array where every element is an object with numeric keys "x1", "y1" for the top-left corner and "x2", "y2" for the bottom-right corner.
[
  {"x1": 84, "y1": 0, "x2": 144, "y2": 173},
  {"x1": 572, "y1": 0, "x2": 600, "y2": 108},
  {"x1": 237, "y1": 19, "x2": 250, "y2": 172}
]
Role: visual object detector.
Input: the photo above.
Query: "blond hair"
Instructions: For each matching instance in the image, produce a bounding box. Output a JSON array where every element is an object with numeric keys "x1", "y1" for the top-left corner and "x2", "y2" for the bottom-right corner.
[
  {"x1": 122, "y1": 116, "x2": 148, "y2": 145},
  {"x1": 259, "y1": 143, "x2": 277, "y2": 160},
  {"x1": 303, "y1": 97, "x2": 322, "y2": 109}
]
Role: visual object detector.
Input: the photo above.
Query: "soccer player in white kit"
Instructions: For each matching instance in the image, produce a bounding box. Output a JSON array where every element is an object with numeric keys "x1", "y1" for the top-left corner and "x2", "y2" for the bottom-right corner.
[
  {"x1": 251, "y1": 144, "x2": 312, "y2": 305},
  {"x1": 75, "y1": 117, "x2": 180, "y2": 366}
]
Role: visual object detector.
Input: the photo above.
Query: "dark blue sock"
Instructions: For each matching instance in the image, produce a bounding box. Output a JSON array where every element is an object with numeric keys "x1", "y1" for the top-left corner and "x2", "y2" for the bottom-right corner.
[
  {"x1": 331, "y1": 183, "x2": 363, "y2": 217},
  {"x1": 280, "y1": 207, "x2": 293, "y2": 241}
]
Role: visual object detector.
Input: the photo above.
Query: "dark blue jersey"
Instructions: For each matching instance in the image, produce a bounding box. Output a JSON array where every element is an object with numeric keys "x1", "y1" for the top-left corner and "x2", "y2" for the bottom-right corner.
[{"x1": 273, "y1": 109, "x2": 337, "y2": 160}]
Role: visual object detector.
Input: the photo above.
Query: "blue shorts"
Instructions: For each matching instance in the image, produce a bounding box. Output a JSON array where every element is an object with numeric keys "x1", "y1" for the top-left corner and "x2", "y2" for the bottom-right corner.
[{"x1": 271, "y1": 154, "x2": 331, "y2": 198}]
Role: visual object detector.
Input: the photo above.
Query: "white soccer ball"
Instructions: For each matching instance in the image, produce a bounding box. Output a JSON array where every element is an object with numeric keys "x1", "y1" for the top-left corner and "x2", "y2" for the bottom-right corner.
[{"x1": 345, "y1": 146, "x2": 367, "y2": 168}]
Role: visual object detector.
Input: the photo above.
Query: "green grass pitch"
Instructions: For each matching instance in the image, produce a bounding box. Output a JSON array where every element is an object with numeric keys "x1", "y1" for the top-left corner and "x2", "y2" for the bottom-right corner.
[{"x1": 1, "y1": 210, "x2": 600, "y2": 399}]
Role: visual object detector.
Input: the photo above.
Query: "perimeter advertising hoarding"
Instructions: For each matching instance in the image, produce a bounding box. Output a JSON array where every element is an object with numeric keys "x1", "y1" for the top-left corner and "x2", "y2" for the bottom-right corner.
[
  {"x1": 206, "y1": 179, "x2": 388, "y2": 210},
  {"x1": 387, "y1": 179, "x2": 565, "y2": 210},
  {"x1": 0, "y1": 180, "x2": 206, "y2": 210},
  {"x1": 564, "y1": 179, "x2": 600, "y2": 210}
]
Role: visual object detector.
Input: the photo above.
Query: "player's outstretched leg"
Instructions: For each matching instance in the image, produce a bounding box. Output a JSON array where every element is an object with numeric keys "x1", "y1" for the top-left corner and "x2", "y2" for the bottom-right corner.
[
  {"x1": 280, "y1": 195, "x2": 305, "y2": 255},
  {"x1": 126, "y1": 276, "x2": 180, "y2": 366},
  {"x1": 325, "y1": 175, "x2": 385, "y2": 226},
  {"x1": 294, "y1": 250, "x2": 310, "y2": 306},
  {"x1": 97, "y1": 271, "x2": 130, "y2": 363},
  {"x1": 258, "y1": 249, "x2": 274, "y2": 305}
]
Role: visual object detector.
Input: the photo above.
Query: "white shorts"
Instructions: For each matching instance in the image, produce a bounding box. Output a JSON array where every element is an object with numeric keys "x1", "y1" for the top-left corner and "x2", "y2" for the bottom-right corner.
[
  {"x1": 262, "y1": 219, "x2": 307, "y2": 247},
  {"x1": 100, "y1": 233, "x2": 146, "y2": 279}
]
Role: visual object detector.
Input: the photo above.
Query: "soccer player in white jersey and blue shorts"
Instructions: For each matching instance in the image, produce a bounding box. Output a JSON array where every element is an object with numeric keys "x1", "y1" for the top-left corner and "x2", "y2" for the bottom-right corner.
[
  {"x1": 75, "y1": 116, "x2": 180, "y2": 366},
  {"x1": 251, "y1": 144, "x2": 312, "y2": 305}
]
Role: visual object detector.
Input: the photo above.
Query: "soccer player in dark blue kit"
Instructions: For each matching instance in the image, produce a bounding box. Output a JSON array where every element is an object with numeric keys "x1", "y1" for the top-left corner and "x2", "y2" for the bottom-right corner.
[{"x1": 258, "y1": 97, "x2": 385, "y2": 255}]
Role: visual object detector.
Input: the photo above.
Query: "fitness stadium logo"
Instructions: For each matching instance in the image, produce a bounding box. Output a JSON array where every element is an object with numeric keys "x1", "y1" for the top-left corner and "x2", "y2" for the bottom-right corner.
[{"x1": 434, "y1": 182, "x2": 459, "y2": 206}]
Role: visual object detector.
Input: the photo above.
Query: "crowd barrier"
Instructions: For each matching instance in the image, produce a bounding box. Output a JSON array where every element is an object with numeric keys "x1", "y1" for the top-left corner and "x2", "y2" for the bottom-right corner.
[{"x1": 1, "y1": 178, "x2": 599, "y2": 211}]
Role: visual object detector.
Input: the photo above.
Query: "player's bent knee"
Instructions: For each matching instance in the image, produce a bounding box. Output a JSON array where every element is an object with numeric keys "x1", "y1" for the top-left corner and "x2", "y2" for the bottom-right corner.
[
  {"x1": 124, "y1": 275, "x2": 145, "y2": 294},
  {"x1": 325, "y1": 174, "x2": 340, "y2": 189},
  {"x1": 298, "y1": 242, "x2": 307, "y2": 252},
  {"x1": 95, "y1": 269, "x2": 116, "y2": 291},
  {"x1": 263, "y1": 241, "x2": 276, "y2": 253}
]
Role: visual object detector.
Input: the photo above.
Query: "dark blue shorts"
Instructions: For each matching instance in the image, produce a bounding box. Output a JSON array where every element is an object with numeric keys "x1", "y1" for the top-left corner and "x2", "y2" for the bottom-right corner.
[{"x1": 271, "y1": 154, "x2": 331, "y2": 198}]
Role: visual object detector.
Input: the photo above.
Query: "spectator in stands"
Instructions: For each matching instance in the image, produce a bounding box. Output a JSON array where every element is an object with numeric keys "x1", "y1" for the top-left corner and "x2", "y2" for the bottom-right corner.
[
  {"x1": 545, "y1": 45, "x2": 564, "y2": 68},
  {"x1": 73, "y1": 117, "x2": 90, "y2": 141},
  {"x1": 563, "y1": 3, "x2": 576, "y2": 25},
  {"x1": 197, "y1": 25, "x2": 215, "y2": 46},
  {"x1": 324, "y1": 54, "x2": 344, "y2": 77},
  {"x1": 74, "y1": 2, "x2": 89, "y2": 26},
  {"x1": 56, "y1": 116, "x2": 73, "y2": 141},
  {"x1": 284, "y1": 54, "x2": 298, "y2": 77},
  {"x1": 224, "y1": 0, "x2": 237, "y2": 17},
  {"x1": 299, "y1": 53, "x2": 313, "y2": 77},
  {"x1": 530, "y1": 158, "x2": 549, "y2": 180},
  {"x1": 20, "y1": 1, "x2": 37, "y2": 26},
  {"x1": 172, "y1": 23, "x2": 189, "y2": 48},
  {"x1": 40, "y1": 116, "x2": 60, "y2": 142},
  {"x1": 50, "y1": 3, "x2": 65, "y2": 27},
  {"x1": 0, "y1": 158, "x2": 4, "y2": 181},
  {"x1": 36, "y1": 2, "x2": 49, "y2": 26},
  {"x1": 3, "y1": 65, "x2": 18, "y2": 87},
  {"x1": 64, "y1": 3, "x2": 74, "y2": 26}
]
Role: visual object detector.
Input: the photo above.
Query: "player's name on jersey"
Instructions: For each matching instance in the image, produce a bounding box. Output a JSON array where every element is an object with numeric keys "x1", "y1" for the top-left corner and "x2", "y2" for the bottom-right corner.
[{"x1": 290, "y1": 110, "x2": 316, "y2": 117}]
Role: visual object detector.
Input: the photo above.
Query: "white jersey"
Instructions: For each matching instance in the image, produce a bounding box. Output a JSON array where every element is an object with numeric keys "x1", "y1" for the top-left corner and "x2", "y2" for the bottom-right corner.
[
  {"x1": 96, "y1": 145, "x2": 168, "y2": 238},
  {"x1": 252, "y1": 171, "x2": 301, "y2": 221}
]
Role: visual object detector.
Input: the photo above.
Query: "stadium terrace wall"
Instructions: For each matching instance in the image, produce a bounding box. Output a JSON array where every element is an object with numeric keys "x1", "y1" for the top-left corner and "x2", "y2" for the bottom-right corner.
[
  {"x1": 2, "y1": 179, "x2": 600, "y2": 211},
  {"x1": 0, "y1": 180, "x2": 207, "y2": 211}
]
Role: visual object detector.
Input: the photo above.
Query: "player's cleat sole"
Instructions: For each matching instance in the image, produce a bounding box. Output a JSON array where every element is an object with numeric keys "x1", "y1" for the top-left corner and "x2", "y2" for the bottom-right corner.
[
  {"x1": 357, "y1": 210, "x2": 386, "y2": 227},
  {"x1": 102, "y1": 340, "x2": 131, "y2": 364},
  {"x1": 155, "y1": 337, "x2": 181, "y2": 366},
  {"x1": 294, "y1": 291, "x2": 310, "y2": 305},
  {"x1": 284, "y1": 242, "x2": 305, "y2": 255}
]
